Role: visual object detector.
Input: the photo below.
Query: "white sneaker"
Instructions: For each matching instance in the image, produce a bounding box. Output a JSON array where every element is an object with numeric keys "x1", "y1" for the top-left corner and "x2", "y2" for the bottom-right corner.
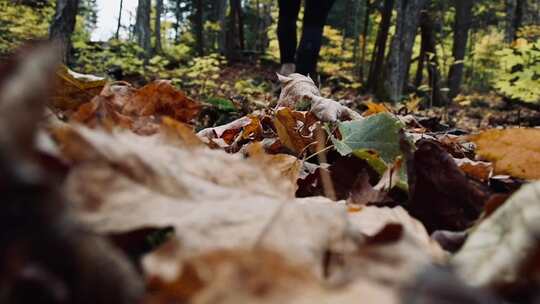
[{"x1": 279, "y1": 63, "x2": 296, "y2": 76}]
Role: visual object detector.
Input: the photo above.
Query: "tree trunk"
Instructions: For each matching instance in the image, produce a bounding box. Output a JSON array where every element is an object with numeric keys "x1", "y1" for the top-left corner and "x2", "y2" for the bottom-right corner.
[
  {"x1": 174, "y1": 0, "x2": 182, "y2": 43},
  {"x1": 193, "y1": 0, "x2": 205, "y2": 56},
  {"x1": 49, "y1": 0, "x2": 80, "y2": 64},
  {"x1": 260, "y1": 3, "x2": 272, "y2": 53},
  {"x1": 226, "y1": 0, "x2": 245, "y2": 59},
  {"x1": 505, "y1": 0, "x2": 525, "y2": 42},
  {"x1": 134, "y1": 0, "x2": 152, "y2": 60},
  {"x1": 366, "y1": 0, "x2": 394, "y2": 93},
  {"x1": 383, "y1": 0, "x2": 427, "y2": 102},
  {"x1": 358, "y1": 0, "x2": 372, "y2": 82},
  {"x1": 419, "y1": 10, "x2": 445, "y2": 107},
  {"x1": 115, "y1": 0, "x2": 123, "y2": 39},
  {"x1": 414, "y1": 42, "x2": 426, "y2": 87},
  {"x1": 217, "y1": 0, "x2": 228, "y2": 53},
  {"x1": 447, "y1": 0, "x2": 474, "y2": 99},
  {"x1": 154, "y1": 0, "x2": 163, "y2": 54}
]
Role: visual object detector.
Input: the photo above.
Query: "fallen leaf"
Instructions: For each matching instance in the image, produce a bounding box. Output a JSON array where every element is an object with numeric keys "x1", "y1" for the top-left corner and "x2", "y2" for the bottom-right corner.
[
  {"x1": 52, "y1": 65, "x2": 106, "y2": 110},
  {"x1": 453, "y1": 181, "x2": 540, "y2": 290},
  {"x1": 332, "y1": 113, "x2": 409, "y2": 189},
  {"x1": 406, "y1": 139, "x2": 490, "y2": 233},
  {"x1": 277, "y1": 73, "x2": 362, "y2": 122},
  {"x1": 362, "y1": 100, "x2": 389, "y2": 116},
  {"x1": 122, "y1": 80, "x2": 201, "y2": 123},
  {"x1": 273, "y1": 108, "x2": 318, "y2": 155},
  {"x1": 471, "y1": 128, "x2": 540, "y2": 180},
  {"x1": 454, "y1": 158, "x2": 493, "y2": 183},
  {"x1": 332, "y1": 113, "x2": 404, "y2": 161}
]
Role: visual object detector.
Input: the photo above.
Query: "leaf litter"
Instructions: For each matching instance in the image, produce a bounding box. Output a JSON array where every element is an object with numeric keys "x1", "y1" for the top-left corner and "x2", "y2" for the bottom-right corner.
[{"x1": 2, "y1": 45, "x2": 540, "y2": 303}]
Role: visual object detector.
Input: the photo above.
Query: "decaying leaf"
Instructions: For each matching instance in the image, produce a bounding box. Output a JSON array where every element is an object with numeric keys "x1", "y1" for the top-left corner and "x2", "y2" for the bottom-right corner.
[
  {"x1": 455, "y1": 158, "x2": 493, "y2": 183},
  {"x1": 277, "y1": 73, "x2": 362, "y2": 122},
  {"x1": 197, "y1": 115, "x2": 262, "y2": 149},
  {"x1": 52, "y1": 65, "x2": 106, "y2": 110},
  {"x1": 471, "y1": 128, "x2": 540, "y2": 180},
  {"x1": 273, "y1": 108, "x2": 318, "y2": 155},
  {"x1": 407, "y1": 139, "x2": 490, "y2": 233},
  {"x1": 453, "y1": 181, "x2": 540, "y2": 290},
  {"x1": 71, "y1": 80, "x2": 201, "y2": 133}
]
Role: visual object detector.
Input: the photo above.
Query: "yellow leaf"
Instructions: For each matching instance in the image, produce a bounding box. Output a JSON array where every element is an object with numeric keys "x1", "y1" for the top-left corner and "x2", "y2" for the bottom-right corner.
[
  {"x1": 471, "y1": 128, "x2": 540, "y2": 179},
  {"x1": 362, "y1": 101, "x2": 389, "y2": 116}
]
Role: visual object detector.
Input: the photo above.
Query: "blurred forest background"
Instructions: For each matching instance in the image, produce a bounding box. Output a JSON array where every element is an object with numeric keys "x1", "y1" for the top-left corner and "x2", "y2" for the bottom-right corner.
[{"x1": 1, "y1": 0, "x2": 539, "y2": 108}]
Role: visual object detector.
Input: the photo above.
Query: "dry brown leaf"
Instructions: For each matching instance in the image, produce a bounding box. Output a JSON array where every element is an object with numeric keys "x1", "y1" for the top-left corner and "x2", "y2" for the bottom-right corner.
[
  {"x1": 52, "y1": 65, "x2": 106, "y2": 110},
  {"x1": 122, "y1": 80, "x2": 201, "y2": 123},
  {"x1": 245, "y1": 142, "x2": 302, "y2": 189},
  {"x1": 471, "y1": 128, "x2": 540, "y2": 179},
  {"x1": 454, "y1": 158, "x2": 493, "y2": 183},
  {"x1": 273, "y1": 108, "x2": 318, "y2": 155},
  {"x1": 70, "y1": 81, "x2": 200, "y2": 134},
  {"x1": 160, "y1": 116, "x2": 205, "y2": 148},
  {"x1": 197, "y1": 116, "x2": 261, "y2": 147},
  {"x1": 277, "y1": 73, "x2": 362, "y2": 122}
]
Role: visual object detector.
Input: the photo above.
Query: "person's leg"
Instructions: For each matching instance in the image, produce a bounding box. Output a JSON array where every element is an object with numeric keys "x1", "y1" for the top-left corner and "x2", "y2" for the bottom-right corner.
[
  {"x1": 277, "y1": 0, "x2": 301, "y2": 65},
  {"x1": 296, "y1": 0, "x2": 336, "y2": 76}
]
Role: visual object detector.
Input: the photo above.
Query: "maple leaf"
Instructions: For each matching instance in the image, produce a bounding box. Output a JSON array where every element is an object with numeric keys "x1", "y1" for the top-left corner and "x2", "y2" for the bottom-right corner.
[{"x1": 471, "y1": 128, "x2": 540, "y2": 180}]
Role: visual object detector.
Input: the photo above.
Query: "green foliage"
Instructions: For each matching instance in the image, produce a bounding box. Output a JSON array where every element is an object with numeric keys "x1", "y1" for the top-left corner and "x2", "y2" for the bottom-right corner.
[
  {"x1": 468, "y1": 29, "x2": 506, "y2": 91},
  {"x1": 331, "y1": 113, "x2": 408, "y2": 190},
  {"x1": 494, "y1": 38, "x2": 540, "y2": 103},
  {"x1": 0, "y1": 1, "x2": 53, "y2": 54},
  {"x1": 175, "y1": 53, "x2": 226, "y2": 97},
  {"x1": 206, "y1": 97, "x2": 236, "y2": 112},
  {"x1": 233, "y1": 78, "x2": 270, "y2": 96},
  {"x1": 73, "y1": 39, "x2": 145, "y2": 76},
  {"x1": 332, "y1": 113, "x2": 404, "y2": 161}
]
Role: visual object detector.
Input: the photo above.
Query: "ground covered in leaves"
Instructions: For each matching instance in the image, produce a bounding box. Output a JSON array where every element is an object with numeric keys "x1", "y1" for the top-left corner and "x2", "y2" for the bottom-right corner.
[{"x1": 2, "y1": 45, "x2": 540, "y2": 304}]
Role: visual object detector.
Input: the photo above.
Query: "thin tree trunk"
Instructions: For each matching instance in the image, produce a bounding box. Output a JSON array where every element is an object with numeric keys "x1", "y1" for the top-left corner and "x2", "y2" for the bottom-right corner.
[
  {"x1": 115, "y1": 0, "x2": 123, "y2": 39},
  {"x1": 49, "y1": 0, "x2": 80, "y2": 64},
  {"x1": 448, "y1": 0, "x2": 474, "y2": 99},
  {"x1": 226, "y1": 0, "x2": 245, "y2": 59},
  {"x1": 154, "y1": 0, "x2": 163, "y2": 54},
  {"x1": 506, "y1": 0, "x2": 517, "y2": 43},
  {"x1": 414, "y1": 42, "x2": 426, "y2": 87},
  {"x1": 134, "y1": 0, "x2": 152, "y2": 60},
  {"x1": 359, "y1": 0, "x2": 371, "y2": 82},
  {"x1": 366, "y1": 0, "x2": 394, "y2": 93},
  {"x1": 513, "y1": 0, "x2": 525, "y2": 37},
  {"x1": 383, "y1": 0, "x2": 427, "y2": 102},
  {"x1": 419, "y1": 10, "x2": 444, "y2": 106},
  {"x1": 217, "y1": 0, "x2": 228, "y2": 53},
  {"x1": 352, "y1": 0, "x2": 361, "y2": 63},
  {"x1": 193, "y1": 0, "x2": 205, "y2": 56},
  {"x1": 175, "y1": 0, "x2": 182, "y2": 43}
]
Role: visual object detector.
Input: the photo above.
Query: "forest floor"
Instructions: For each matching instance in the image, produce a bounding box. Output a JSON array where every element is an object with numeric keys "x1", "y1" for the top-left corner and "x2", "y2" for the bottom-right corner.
[
  {"x1": 212, "y1": 60, "x2": 540, "y2": 132},
  {"x1": 3, "y1": 46, "x2": 540, "y2": 304}
]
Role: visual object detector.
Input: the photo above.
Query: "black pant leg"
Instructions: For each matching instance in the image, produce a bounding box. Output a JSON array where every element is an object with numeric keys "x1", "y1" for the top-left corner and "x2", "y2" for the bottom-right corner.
[
  {"x1": 296, "y1": 0, "x2": 336, "y2": 76},
  {"x1": 277, "y1": 0, "x2": 302, "y2": 64}
]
